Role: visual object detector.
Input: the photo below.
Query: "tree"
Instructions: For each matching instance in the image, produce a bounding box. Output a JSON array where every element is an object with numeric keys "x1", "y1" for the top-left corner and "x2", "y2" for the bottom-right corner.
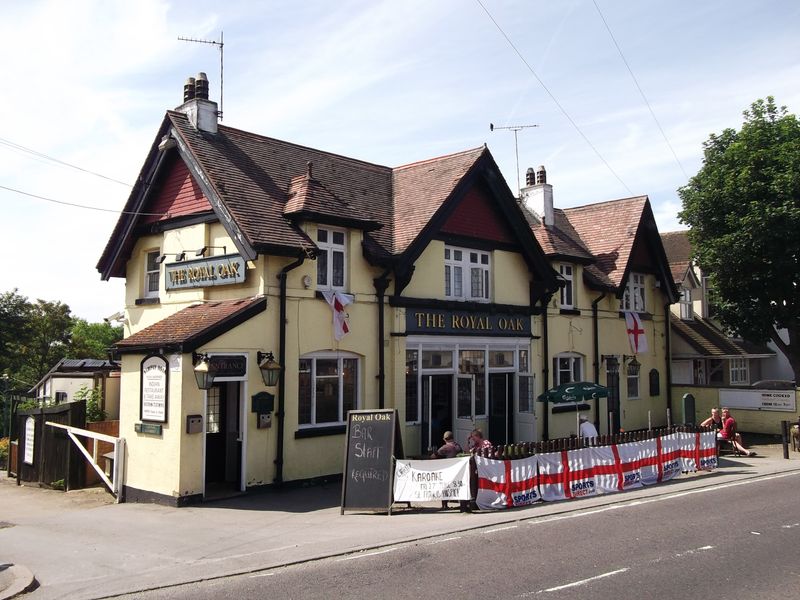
[
  {"x1": 69, "y1": 319, "x2": 123, "y2": 359},
  {"x1": 22, "y1": 299, "x2": 74, "y2": 385},
  {"x1": 679, "y1": 97, "x2": 800, "y2": 380},
  {"x1": 0, "y1": 289, "x2": 31, "y2": 376}
]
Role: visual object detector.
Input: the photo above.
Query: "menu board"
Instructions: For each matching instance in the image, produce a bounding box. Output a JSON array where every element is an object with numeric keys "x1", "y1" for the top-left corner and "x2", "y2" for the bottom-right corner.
[
  {"x1": 341, "y1": 409, "x2": 403, "y2": 515},
  {"x1": 140, "y1": 354, "x2": 169, "y2": 422}
]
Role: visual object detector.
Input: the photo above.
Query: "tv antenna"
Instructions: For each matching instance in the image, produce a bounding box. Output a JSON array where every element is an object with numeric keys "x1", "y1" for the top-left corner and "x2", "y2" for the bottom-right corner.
[
  {"x1": 489, "y1": 123, "x2": 539, "y2": 196},
  {"x1": 178, "y1": 31, "x2": 224, "y2": 120}
]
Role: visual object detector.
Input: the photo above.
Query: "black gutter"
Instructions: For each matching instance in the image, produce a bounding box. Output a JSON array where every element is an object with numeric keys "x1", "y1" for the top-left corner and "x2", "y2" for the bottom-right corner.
[
  {"x1": 664, "y1": 301, "x2": 673, "y2": 425},
  {"x1": 591, "y1": 291, "x2": 606, "y2": 431},
  {"x1": 275, "y1": 255, "x2": 305, "y2": 485},
  {"x1": 373, "y1": 271, "x2": 391, "y2": 410}
]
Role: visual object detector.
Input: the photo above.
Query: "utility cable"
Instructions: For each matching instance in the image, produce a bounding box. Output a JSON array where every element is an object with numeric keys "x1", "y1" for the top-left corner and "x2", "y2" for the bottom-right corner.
[
  {"x1": 0, "y1": 184, "x2": 168, "y2": 217},
  {"x1": 592, "y1": 0, "x2": 689, "y2": 180},
  {"x1": 0, "y1": 136, "x2": 133, "y2": 187},
  {"x1": 475, "y1": 0, "x2": 634, "y2": 196}
]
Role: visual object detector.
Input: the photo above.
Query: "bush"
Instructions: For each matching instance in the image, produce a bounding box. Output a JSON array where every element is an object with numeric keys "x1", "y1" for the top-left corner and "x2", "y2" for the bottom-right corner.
[
  {"x1": 74, "y1": 386, "x2": 106, "y2": 422},
  {"x1": 0, "y1": 437, "x2": 8, "y2": 469}
]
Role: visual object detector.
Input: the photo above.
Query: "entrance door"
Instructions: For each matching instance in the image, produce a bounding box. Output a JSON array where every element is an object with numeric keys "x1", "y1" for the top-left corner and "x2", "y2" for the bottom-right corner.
[
  {"x1": 607, "y1": 370, "x2": 620, "y2": 434},
  {"x1": 454, "y1": 375, "x2": 475, "y2": 451},
  {"x1": 489, "y1": 373, "x2": 514, "y2": 446},
  {"x1": 421, "y1": 375, "x2": 452, "y2": 455},
  {"x1": 205, "y1": 382, "x2": 241, "y2": 492}
]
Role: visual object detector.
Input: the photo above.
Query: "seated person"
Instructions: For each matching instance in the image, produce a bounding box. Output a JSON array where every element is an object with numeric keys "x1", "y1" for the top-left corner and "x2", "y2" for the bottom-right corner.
[
  {"x1": 700, "y1": 407, "x2": 723, "y2": 431},
  {"x1": 579, "y1": 415, "x2": 599, "y2": 438},
  {"x1": 719, "y1": 407, "x2": 756, "y2": 456},
  {"x1": 431, "y1": 431, "x2": 462, "y2": 458},
  {"x1": 468, "y1": 428, "x2": 493, "y2": 454}
]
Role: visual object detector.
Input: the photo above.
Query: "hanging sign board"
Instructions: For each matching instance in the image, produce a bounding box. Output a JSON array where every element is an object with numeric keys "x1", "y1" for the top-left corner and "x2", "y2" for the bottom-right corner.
[
  {"x1": 140, "y1": 354, "x2": 169, "y2": 422},
  {"x1": 165, "y1": 254, "x2": 246, "y2": 290},
  {"x1": 341, "y1": 409, "x2": 404, "y2": 515},
  {"x1": 24, "y1": 416, "x2": 35, "y2": 465}
]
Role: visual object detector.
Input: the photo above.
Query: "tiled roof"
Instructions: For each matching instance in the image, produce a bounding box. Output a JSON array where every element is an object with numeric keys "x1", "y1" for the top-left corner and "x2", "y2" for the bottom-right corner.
[
  {"x1": 670, "y1": 314, "x2": 774, "y2": 357},
  {"x1": 530, "y1": 196, "x2": 649, "y2": 289},
  {"x1": 661, "y1": 230, "x2": 693, "y2": 284},
  {"x1": 391, "y1": 147, "x2": 486, "y2": 254},
  {"x1": 116, "y1": 296, "x2": 266, "y2": 353}
]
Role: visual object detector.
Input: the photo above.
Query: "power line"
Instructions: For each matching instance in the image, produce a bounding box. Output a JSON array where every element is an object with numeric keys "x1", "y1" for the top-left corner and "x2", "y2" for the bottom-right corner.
[
  {"x1": 591, "y1": 0, "x2": 689, "y2": 180},
  {"x1": 475, "y1": 0, "x2": 634, "y2": 196},
  {"x1": 0, "y1": 184, "x2": 167, "y2": 217},
  {"x1": 0, "y1": 136, "x2": 133, "y2": 187}
]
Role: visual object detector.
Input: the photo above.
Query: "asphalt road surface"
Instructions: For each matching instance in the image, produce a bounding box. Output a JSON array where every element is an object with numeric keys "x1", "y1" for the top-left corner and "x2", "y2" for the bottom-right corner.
[{"x1": 122, "y1": 472, "x2": 800, "y2": 600}]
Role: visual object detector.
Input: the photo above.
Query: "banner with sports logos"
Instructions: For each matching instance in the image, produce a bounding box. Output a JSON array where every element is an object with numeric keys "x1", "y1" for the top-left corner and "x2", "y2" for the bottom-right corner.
[
  {"x1": 475, "y1": 455, "x2": 540, "y2": 510},
  {"x1": 393, "y1": 457, "x2": 471, "y2": 502}
]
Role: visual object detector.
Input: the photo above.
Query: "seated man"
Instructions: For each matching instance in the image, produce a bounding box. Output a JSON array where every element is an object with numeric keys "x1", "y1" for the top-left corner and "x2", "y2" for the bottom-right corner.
[
  {"x1": 430, "y1": 431, "x2": 462, "y2": 459},
  {"x1": 468, "y1": 428, "x2": 493, "y2": 454},
  {"x1": 719, "y1": 407, "x2": 755, "y2": 456}
]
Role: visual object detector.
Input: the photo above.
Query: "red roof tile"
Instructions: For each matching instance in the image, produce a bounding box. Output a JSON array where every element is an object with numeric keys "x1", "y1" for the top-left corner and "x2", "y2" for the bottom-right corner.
[{"x1": 661, "y1": 230, "x2": 693, "y2": 284}]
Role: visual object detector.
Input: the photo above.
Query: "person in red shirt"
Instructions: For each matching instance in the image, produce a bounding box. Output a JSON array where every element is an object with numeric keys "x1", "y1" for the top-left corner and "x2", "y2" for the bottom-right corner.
[
  {"x1": 720, "y1": 407, "x2": 755, "y2": 456},
  {"x1": 468, "y1": 428, "x2": 493, "y2": 454}
]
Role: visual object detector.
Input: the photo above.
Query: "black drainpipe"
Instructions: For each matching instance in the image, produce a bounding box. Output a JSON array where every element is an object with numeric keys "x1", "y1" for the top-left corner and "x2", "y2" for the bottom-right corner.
[
  {"x1": 592, "y1": 291, "x2": 606, "y2": 431},
  {"x1": 373, "y1": 271, "x2": 391, "y2": 410},
  {"x1": 274, "y1": 255, "x2": 305, "y2": 486},
  {"x1": 664, "y1": 301, "x2": 672, "y2": 424},
  {"x1": 541, "y1": 295, "x2": 550, "y2": 441}
]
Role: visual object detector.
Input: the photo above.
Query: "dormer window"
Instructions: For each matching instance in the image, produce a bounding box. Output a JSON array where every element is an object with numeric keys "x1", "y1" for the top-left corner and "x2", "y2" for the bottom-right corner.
[
  {"x1": 622, "y1": 272, "x2": 646, "y2": 312},
  {"x1": 558, "y1": 264, "x2": 574, "y2": 309},
  {"x1": 445, "y1": 245, "x2": 490, "y2": 302},
  {"x1": 316, "y1": 227, "x2": 346, "y2": 290},
  {"x1": 679, "y1": 288, "x2": 693, "y2": 320}
]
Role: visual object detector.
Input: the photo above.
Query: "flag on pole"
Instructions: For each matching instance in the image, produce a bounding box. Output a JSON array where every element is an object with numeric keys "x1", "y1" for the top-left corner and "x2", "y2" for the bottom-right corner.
[
  {"x1": 322, "y1": 291, "x2": 353, "y2": 341},
  {"x1": 624, "y1": 311, "x2": 648, "y2": 354}
]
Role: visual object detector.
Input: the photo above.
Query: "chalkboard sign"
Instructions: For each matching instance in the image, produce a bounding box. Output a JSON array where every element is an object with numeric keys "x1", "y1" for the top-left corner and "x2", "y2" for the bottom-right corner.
[{"x1": 341, "y1": 409, "x2": 404, "y2": 515}]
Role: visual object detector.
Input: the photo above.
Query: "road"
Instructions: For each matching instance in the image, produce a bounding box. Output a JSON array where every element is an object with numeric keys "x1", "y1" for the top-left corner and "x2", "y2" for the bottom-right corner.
[{"x1": 121, "y1": 472, "x2": 800, "y2": 600}]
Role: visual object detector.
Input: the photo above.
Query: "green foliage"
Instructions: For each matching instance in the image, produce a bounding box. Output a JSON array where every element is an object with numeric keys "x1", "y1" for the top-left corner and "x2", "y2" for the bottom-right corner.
[
  {"x1": 74, "y1": 386, "x2": 106, "y2": 422},
  {"x1": 678, "y1": 97, "x2": 800, "y2": 379},
  {"x1": 69, "y1": 319, "x2": 123, "y2": 360},
  {"x1": 0, "y1": 437, "x2": 8, "y2": 468},
  {"x1": 51, "y1": 478, "x2": 65, "y2": 491}
]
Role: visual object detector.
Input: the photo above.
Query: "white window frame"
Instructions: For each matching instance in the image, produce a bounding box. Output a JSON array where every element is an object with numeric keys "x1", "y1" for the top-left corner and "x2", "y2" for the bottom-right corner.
[
  {"x1": 627, "y1": 370, "x2": 640, "y2": 399},
  {"x1": 144, "y1": 250, "x2": 160, "y2": 298},
  {"x1": 679, "y1": 287, "x2": 693, "y2": 320},
  {"x1": 298, "y1": 352, "x2": 359, "y2": 427},
  {"x1": 553, "y1": 352, "x2": 583, "y2": 386},
  {"x1": 558, "y1": 264, "x2": 574, "y2": 309},
  {"x1": 623, "y1": 272, "x2": 646, "y2": 312},
  {"x1": 316, "y1": 227, "x2": 347, "y2": 291},
  {"x1": 444, "y1": 245, "x2": 490, "y2": 302},
  {"x1": 729, "y1": 358, "x2": 749, "y2": 386}
]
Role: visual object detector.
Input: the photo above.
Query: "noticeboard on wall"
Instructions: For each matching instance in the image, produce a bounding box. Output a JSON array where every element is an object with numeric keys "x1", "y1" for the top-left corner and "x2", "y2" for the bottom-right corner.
[
  {"x1": 341, "y1": 409, "x2": 404, "y2": 515},
  {"x1": 140, "y1": 354, "x2": 169, "y2": 423}
]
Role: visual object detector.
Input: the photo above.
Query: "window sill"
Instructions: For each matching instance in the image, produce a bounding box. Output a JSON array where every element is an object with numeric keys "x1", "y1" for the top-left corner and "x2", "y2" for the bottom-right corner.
[
  {"x1": 294, "y1": 425, "x2": 346, "y2": 439},
  {"x1": 135, "y1": 297, "x2": 160, "y2": 306},
  {"x1": 618, "y1": 311, "x2": 652, "y2": 320},
  {"x1": 559, "y1": 308, "x2": 581, "y2": 315}
]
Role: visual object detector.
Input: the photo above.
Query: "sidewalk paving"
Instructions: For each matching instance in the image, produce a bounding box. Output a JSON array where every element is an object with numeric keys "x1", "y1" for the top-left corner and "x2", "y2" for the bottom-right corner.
[{"x1": 2, "y1": 435, "x2": 798, "y2": 600}]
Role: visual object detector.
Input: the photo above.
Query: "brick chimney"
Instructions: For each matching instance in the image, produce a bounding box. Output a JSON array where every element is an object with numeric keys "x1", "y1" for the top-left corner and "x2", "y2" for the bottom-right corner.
[
  {"x1": 520, "y1": 165, "x2": 553, "y2": 226},
  {"x1": 176, "y1": 72, "x2": 218, "y2": 134}
]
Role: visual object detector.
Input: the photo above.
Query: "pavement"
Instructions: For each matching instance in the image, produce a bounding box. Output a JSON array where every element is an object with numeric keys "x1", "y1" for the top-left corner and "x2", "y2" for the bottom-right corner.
[{"x1": 2, "y1": 434, "x2": 799, "y2": 600}]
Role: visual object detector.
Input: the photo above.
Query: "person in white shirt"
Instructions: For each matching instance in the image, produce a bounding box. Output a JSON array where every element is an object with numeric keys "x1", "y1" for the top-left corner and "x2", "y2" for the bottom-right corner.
[{"x1": 579, "y1": 415, "x2": 598, "y2": 438}]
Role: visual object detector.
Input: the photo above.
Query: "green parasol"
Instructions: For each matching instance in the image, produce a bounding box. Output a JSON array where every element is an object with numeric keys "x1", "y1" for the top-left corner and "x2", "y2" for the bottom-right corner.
[{"x1": 537, "y1": 381, "x2": 609, "y2": 404}]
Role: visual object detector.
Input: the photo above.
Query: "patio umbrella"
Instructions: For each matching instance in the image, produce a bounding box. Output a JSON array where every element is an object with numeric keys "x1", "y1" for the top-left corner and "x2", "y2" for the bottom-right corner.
[{"x1": 537, "y1": 381, "x2": 609, "y2": 404}]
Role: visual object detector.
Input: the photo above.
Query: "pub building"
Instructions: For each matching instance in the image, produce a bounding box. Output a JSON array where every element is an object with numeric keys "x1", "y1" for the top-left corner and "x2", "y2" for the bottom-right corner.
[{"x1": 98, "y1": 75, "x2": 676, "y2": 505}]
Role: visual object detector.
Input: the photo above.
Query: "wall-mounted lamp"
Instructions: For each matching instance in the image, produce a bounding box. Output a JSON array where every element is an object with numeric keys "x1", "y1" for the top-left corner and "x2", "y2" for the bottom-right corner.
[
  {"x1": 192, "y1": 352, "x2": 215, "y2": 390},
  {"x1": 626, "y1": 356, "x2": 641, "y2": 377},
  {"x1": 158, "y1": 134, "x2": 177, "y2": 152},
  {"x1": 195, "y1": 245, "x2": 228, "y2": 257},
  {"x1": 155, "y1": 254, "x2": 168, "y2": 264},
  {"x1": 601, "y1": 355, "x2": 620, "y2": 375},
  {"x1": 175, "y1": 252, "x2": 187, "y2": 262},
  {"x1": 257, "y1": 351, "x2": 281, "y2": 387}
]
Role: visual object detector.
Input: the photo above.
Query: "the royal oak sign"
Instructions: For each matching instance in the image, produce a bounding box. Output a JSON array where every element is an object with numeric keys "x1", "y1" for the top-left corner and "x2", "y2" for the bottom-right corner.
[
  {"x1": 405, "y1": 308, "x2": 531, "y2": 336},
  {"x1": 165, "y1": 254, "x2": 246, "y2": 290}
]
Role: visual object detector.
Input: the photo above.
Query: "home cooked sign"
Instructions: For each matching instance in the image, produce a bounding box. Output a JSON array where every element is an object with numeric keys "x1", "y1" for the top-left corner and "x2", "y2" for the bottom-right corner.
[{"x1": 341, "y1": 409, "x2": 403, "y2": 515}]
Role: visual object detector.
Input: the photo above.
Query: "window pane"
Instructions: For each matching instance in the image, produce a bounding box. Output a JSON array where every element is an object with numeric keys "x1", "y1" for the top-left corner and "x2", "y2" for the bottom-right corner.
[
  {"x1": 519, "y1": 375, "x2": 534, "y2": 413},
  {"x1": 342, "y1": 359, "x2": 356, "y2": 415},
  {"x1": 457, "y1": 378, "x2": 472, "y2": 418},
  {"x1": 470, "y1": 252, "x2": 478, "y2": 264},
  {"x1": 316, "y1": 359, "x2": 338, "y2": 377},
  {"x1": 489, "y1": 350, "x2": 512, "y2": 368},
  {"x1": 453, "y1": 266, "x2": 462, "y2": 297},
  {"x1": 316, "y1": 251, "x2": 328, "y2": 286},
  {"x1": 471, "y1": 267, "x2": 483, "y2": 298},
  {"x1": 444, "y1": 248, "x2": 450, "y2": 260},
  {"x1": 147, "y1": 272, "x2": 159, "y2": 293},
  {"x1": 146, "y1": 251, "x2": 159, "y2": 271},
  {"x1": 481, "y1": 254, "x2": 489, "y2": 265},
  {"x1": 475, "y1": 376, "x2": 486, "y2": 416},
  {"x1": 422, "y1": 350, "x2": 452, "y2": 369},
  {"x1": 519, "y1": 350, "x2": 529, "y2": 373},
  {"x1": 332, "y1": 251, "x2": 344, "y2": 287},
  {"x1": 405, "y1": 351, "x2": 418, "y2": 422},
  {"x1": 317, "y1": 229, "x2": 328, "y2": 243},
  {"x1": 315, "y1": 376, "x2": 339, "y2": 423},
  {"x1": 445, "y1": 265, "x2": 451, "y2": 296},
  {"x1": 332, "y1": 231, "x2": 344, "y2": 245},
  {"x1": 207, "y1": 387, "x2": 221, "y2": 433},
  {"x1": 298, "y1": 360, "x2": 312, "y2": 424},
  {"x1": 453, "y1": 250, "x2": 462, "y2": 261},
  {"x1": 459, "y1": 350, "x2": 484, "y2": 374}
]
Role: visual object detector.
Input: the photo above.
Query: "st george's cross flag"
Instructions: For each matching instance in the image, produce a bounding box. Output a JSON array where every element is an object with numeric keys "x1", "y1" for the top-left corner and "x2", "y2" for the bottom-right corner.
[
  {"x1": 624, "y1": 311, "x2": 648, "y2": 354},
  {"x1": 321, "y1": 291, "x2": 354, "y2": 341}
]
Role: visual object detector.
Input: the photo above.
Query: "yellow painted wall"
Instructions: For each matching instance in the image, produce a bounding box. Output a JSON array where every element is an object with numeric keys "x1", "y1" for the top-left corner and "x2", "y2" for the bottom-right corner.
[{"x1": 672, "y1": 385, "x2": 800, "y2": 435}]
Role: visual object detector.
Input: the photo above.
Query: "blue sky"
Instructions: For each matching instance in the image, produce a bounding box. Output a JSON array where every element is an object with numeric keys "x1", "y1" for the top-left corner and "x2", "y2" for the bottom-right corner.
[{"x1": 2, "y1": 0, "x2": 799, "y2": 322}]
